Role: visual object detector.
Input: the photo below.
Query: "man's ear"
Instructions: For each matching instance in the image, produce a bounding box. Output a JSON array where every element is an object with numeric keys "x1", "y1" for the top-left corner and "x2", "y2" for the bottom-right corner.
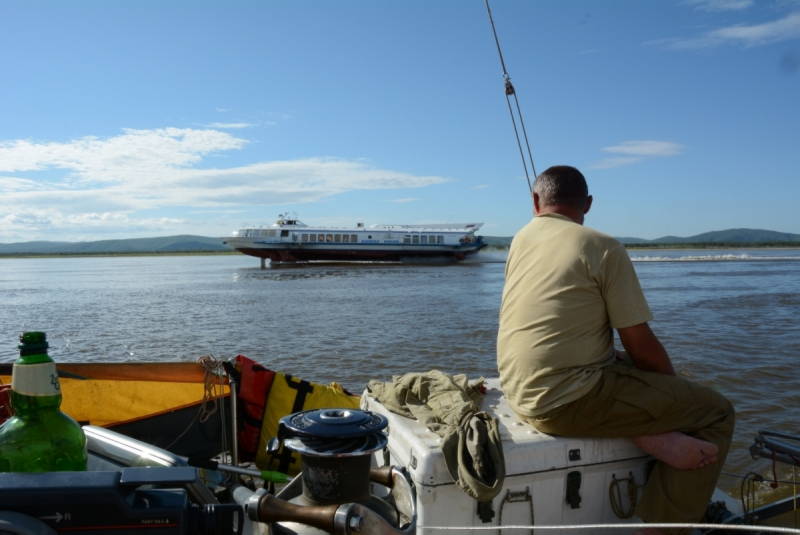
[
  {"x1": 533, "y1": 192, "x2": 541, "y2": 215},
  {"x1": 584, "y1": 195, "x2": 593, "y2": 214}
]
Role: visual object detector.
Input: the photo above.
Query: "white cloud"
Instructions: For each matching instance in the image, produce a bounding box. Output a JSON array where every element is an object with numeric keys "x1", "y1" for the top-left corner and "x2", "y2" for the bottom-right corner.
[
  {"x1": 204, "y1": 122, "x2": 255, "y2": 129},
  {"x1": 0, "y1": 127, "x2": 450, "y2": 241},
  {"x1": 0, "y1": 210, "x2": 184, "y2": 242},
  {"x1": 601, "y1": 140, "x2": 684, "y2": 157},
  {"x1": 0, "y1": 176, "x2": 52, "y2": 192},
  {"x1": 709, "y1": 11, "x2": 800, "y2": 45},
  {"x1": 661, "y1": 11, "x2": 800, "y2": 49},
  {"x1": 685, "y1": 0, "x2": 754, "y2": 12},
  {"x1": 0, "y1": 128, "x2": 246, "y2": 180},
  {"x1": 390, "y1": 197, "x2": 420, "y2": 203},
  {"x1": 590, "y1": 140, "x2": 684, "y2": 169},
  {"x1": 472, "y1": 184, "x2": 489, "y2": 190}
]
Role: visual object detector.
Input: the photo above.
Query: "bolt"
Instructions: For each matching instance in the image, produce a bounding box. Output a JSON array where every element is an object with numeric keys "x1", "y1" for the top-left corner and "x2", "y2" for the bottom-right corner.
[{"x1": 348, "y1": 515, "x2": 363, "y2": 532}]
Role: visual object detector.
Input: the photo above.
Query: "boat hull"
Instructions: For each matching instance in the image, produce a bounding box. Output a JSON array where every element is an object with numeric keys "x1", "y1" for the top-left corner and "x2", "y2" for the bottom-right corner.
[{"x1": 228, "y1": 242, "x2": 486, "y2": 263}]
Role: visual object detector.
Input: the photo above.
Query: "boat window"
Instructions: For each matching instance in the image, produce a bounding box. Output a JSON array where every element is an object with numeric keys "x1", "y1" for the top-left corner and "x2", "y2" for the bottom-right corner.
[
  {"x1": 281, "y1": 230, "x2": 289, "y2": 237},
  {"x1": 302, "y1": 233, "x2": 308, "y2": 242},
  {"x1": 437, "y1": 235, "x2": 444, "y2": 244},
  {"x1": 421, "y1": 235, "x2": 428, "y2": 244},
  {"x1": 403, "y1": 235, "x2": 411, "y2": 244},
  {"x1": 334, "y1": 234, "x2": 341, "y2": 242},
  {"x1": 350, "y1": 234, "x2": 358, "y2": 242},
  {"x1": 326, "y1": 234, "x2": 333, "y2": 242},
  {"x1": 318, "y1": 234, "x2": 325, "y2": 241},
  {"x1": 412, "y1": 235, "x2": 419, "y2": 244}
]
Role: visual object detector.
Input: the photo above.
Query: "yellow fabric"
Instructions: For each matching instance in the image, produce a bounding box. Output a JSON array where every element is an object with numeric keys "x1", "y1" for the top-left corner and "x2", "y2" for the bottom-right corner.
[
  {"x1": 497, "y1": 213, "x2": 652, "y2": 418},
  {"x1": 0, "y1": 374, "x2": 223, "y2": 427},
  {"x1": 256, "y1": 372, "x2": 360, "y2": 473}
]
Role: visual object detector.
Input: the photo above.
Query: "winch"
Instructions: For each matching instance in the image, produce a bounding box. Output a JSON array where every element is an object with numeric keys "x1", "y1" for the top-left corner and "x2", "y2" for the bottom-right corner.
[{"x1": 246, "y1": 408, "x2": 416, "y2": 535}]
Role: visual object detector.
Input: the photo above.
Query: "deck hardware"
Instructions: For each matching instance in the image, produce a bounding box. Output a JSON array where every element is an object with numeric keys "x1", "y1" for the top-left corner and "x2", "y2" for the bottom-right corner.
[
  {"x1": 566, "y1": 471, "x2": 582, "y2": 509},
  {"x1": 569, "y1": 448, "x2": 581, "y2": 461},
  {"x1": 609, "y1": 472, "x2": 638, "y2": 518},
  {"x1": 497, "y1": 487, "x2": 534, "y2": 535},
  {"x1": 477, "y1": 501, "x2": 495, "y2": 523}
]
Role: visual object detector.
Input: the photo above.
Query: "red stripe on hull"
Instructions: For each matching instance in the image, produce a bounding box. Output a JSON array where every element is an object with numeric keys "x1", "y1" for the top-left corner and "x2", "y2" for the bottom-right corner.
[{"x1": 234, "y1": 245, "x2": 485, "y2": 263}]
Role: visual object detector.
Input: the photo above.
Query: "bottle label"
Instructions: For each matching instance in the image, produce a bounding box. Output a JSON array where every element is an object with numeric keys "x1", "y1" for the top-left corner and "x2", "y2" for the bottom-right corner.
[{"x1": 11, "y1": 362, "x2": 61, "y2": 396}]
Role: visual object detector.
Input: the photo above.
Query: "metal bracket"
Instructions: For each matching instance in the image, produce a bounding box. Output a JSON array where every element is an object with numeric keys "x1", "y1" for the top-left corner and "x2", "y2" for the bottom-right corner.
[{"x1": 497, "y1": 487, "x2": 534, "y2": 535}]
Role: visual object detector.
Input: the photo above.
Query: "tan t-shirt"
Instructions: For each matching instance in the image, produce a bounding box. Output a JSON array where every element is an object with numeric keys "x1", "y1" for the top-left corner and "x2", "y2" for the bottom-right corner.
[{"x1": 497, "y1": 213, "x2": 652, "y2": 418}]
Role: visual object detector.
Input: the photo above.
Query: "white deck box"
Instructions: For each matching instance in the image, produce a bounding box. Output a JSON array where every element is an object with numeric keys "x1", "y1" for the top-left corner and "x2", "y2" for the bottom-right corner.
[{"x1": 362, "y1": 378, "x2": 652, "y2": 534}]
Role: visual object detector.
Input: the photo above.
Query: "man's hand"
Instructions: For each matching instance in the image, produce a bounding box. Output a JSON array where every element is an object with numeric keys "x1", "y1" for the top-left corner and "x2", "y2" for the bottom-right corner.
[{"x1": 616, "y1": 322, "x2": 675, "y2": 375}]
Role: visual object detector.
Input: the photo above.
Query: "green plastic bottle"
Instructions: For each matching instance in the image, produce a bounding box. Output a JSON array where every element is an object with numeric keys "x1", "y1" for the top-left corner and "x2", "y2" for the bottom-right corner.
[{"x1": 0, "y1": 332, "x2": 87, "y2": 472}]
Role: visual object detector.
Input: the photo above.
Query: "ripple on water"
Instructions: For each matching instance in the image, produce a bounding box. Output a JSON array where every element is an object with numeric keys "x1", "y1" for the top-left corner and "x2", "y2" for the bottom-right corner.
[{"x1": 1, "y1": 253, "x2": 798, "y2": 496}]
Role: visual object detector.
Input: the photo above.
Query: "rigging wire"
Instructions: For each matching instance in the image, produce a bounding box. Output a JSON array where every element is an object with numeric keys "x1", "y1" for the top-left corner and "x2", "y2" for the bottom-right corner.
[{"x1": 484, "y1": 0, "x2": 537, "y2": 194}]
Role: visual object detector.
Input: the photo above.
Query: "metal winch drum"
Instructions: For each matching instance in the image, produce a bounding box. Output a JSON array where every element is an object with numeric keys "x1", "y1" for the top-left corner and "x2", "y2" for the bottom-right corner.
[{"x1": 246, "y1": 408, "x2": 416, "y2": 535}]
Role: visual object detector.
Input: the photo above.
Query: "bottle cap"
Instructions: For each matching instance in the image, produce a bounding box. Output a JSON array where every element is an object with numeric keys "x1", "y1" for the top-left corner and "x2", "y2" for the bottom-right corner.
[{"x1": 19, "y1": 332, "x2": 49, "y2": 356}]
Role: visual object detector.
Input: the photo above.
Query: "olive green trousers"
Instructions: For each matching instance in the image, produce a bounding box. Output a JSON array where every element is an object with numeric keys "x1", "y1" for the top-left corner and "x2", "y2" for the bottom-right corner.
[{"x1": 523, "y1": 362, "x2": 735, "y2": 528}]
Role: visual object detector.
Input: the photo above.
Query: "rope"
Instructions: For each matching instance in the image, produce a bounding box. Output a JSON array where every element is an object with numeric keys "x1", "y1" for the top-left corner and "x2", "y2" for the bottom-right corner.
[
  {"x1": 417, "y1": 522, "x2": 800, "y2": 533},
  {"x1": 741, "y1": 471, "x2": 762, "y2": 517},
  {"x1": 609, "y1": 472, "x2": 639, "y2": 519},
  {"x1": 197, "y1": 355, "x2": 225, "y2": 423},
  {"x1": 484, "y1": 0, "x2": 537, "y2": 193},
  {"x1": 794, "y1": 464, "x2": 799, "y2": 528},
  {"x1": 164, "y1": 355, "x2": 229, "y2": 451}
]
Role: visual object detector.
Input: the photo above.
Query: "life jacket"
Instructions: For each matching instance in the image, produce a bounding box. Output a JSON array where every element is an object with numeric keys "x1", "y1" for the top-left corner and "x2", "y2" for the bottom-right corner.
[
  {"x1": 233, "y1": 355, "x2": 360, "y2": 474},
  {"x1": 233, "y1": 355, "x2": 276, "y2": 461}
]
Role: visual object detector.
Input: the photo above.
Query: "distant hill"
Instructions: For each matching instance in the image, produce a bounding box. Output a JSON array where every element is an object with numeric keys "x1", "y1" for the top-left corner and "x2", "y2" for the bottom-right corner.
[
  {"x1": 0, "y1": 235, "x2": 232, "y2": 255},
  {"x1": 481, "y1": 236, "x2": 513, "y2": 248},
  {"x1": 1, "y1": 228, "x2": 798, "y2": 256},
  {"x1": 487, "y1": 229, "x2": 800, "y2": 249},
  {"x1": 618, "y1": 228, "x2": 800, "y2": 246},
  {"x1": 650, "y1": 228, "x2": 800, "y2": 244}
]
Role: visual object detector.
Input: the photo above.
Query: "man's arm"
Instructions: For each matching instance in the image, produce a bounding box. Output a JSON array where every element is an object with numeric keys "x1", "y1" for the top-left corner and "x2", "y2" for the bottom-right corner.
[{"x1": 616, "y1": 322, "x2": 675, "y2": 376}]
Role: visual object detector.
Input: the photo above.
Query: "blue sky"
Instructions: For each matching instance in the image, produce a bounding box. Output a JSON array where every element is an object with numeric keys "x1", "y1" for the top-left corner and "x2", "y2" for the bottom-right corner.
[{"x1": 0, "y1": 0, "x2": 798, "y2": 242}]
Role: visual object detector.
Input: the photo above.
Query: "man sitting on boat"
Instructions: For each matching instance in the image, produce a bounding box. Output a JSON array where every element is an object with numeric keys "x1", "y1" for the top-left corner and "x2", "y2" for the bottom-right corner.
[{"x1": 497, "y1": 165, "x2": 735, "y2": 533}]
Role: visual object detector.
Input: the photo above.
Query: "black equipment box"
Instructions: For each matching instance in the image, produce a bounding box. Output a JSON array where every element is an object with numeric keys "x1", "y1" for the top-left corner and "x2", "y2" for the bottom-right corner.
[{"x1": 0, "y1": 466, "x2": 242, "y2": 534}]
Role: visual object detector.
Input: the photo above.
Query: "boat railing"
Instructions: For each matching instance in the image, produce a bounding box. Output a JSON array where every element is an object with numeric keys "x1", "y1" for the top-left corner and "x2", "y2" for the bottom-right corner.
[
  {"x1": 375, "y1": 223, "x2": 483, "y2": 232},
  {"x1": 751, "y1": 430, "x2": 800, "y2": 467}
]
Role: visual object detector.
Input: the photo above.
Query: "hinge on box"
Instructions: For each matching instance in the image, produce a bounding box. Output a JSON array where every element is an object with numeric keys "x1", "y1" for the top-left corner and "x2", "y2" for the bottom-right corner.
[
  {"x1": 566, "y1": 471, "x2": 582, "y2": 509},
  {"x1": 497, "y1": 487, "x2": 534, "y2": 534}
]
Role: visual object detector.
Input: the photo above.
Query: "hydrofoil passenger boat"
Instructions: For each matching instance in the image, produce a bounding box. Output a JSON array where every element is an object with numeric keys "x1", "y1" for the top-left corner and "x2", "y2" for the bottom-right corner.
[{"x1": 224, "y1": 215, "x2": 486, "y2": 266}]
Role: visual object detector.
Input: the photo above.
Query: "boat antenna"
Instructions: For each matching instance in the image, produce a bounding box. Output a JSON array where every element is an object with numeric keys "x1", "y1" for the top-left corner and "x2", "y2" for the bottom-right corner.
[{"x1": 484, "y1": 0, "x2": 537, "y2": 193}]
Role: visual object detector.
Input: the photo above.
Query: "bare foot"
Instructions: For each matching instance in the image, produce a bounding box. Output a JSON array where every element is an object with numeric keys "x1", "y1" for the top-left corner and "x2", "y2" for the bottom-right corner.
[{"x1": 633, "y1": 432, "x2": 719, "y2": 470}]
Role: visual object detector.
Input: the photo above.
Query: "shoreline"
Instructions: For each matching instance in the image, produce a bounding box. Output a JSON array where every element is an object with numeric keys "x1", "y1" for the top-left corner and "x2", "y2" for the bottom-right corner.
[
  {"x1": 0, "y1": 251, "x2": 238, "y2": 259},
  {"x1": 1, "y1": 244, "x2": 799, "y2": 259}
]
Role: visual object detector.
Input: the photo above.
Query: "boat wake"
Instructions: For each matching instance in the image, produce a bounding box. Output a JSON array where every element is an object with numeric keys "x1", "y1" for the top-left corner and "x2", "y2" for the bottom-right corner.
[
  {"x1": 631, "y1": 254, "x2": 800, "y2": 262},
  {"x1": 463, "y1": 250, "x2": 508, "y2": 264}
]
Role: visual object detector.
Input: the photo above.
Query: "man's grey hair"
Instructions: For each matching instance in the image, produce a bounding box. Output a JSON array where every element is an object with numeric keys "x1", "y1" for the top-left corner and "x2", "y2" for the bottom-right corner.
[{"x1": 533, "y1": 165, "x2": 589, "y2": 208}]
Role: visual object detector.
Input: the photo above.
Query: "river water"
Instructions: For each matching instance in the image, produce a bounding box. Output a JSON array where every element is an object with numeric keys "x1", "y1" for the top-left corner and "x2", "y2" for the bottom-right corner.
[{"x1": 1, "y1": 248, "x2": 798, "y2": 497}]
